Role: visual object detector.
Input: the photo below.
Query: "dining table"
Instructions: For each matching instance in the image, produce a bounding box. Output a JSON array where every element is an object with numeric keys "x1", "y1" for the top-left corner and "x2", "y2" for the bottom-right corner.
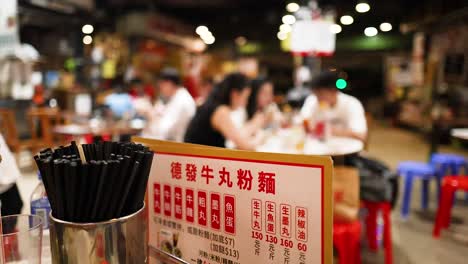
[
  {"x1": 53, "y1": 118, "x2": 145, "y2": 142},
  {"x1": 256, "y1": 126, "x2": 364, "y2": 157}
]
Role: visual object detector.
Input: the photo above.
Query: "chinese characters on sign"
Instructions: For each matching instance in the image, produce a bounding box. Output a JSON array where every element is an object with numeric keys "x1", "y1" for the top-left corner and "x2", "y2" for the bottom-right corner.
[
  {"x1": 171, "y1": 162, "x2": 276, "y2": 195},
  {"x1": 139, "y1": 139, "x2": 332, "y2": 264}
]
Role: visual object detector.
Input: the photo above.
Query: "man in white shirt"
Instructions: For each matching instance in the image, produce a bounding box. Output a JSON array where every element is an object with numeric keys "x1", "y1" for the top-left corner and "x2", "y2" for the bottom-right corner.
[
  {"x1": 142, "y1": 68, "x2": 196, "y2": 142},
  {"x1": 301, "y1": 71, "x2": 367, "y2": 141},
  {"x1": 0, "y1": 133, "x2": 24, "y2": 215}
]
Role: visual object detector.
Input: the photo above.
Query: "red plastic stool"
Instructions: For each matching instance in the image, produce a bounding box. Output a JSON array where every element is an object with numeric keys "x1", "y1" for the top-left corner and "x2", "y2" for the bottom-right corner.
[
  {"x1": 433, "y1": 176, "x2": 468, "y2": 238},
  {"x1": 362, "y1": 201, "x2": 393, "y2": 264},
  {"x1": 333, "y1": 220, "x2": 361, "y2": 264}
]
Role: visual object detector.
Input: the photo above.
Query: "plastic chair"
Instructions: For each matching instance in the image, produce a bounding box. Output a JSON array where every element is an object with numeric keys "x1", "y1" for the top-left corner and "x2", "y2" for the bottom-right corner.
[
  {"x1": 333, "y1": 220, "x2": 361, "y2": 264},
  {"x1": 397, "y1": 161, "x2": 436, "y2": 219},
  {"x1": 431, "y1": 153, "x2": 468, "y2": 200},
  {"x1": 433, "y1": 176, "x2": 468, "y2": 238},
  {"x1": 362, "y1": 201, "x2": 393, "y2": 264}
]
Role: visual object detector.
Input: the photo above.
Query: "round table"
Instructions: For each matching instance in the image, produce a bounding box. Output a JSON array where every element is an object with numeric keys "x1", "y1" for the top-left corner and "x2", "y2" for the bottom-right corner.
[
  {"x1": 451, "y1": 128, "x2": 468, "y2": 140},
  {"x1": 303, "y1": 136, "x2": 364, "y2": 156},
  {"x1": 257, "y1": 128, "x2": 364, "y2": 156},
  {"x1": 53, "y1": 121, "x2": 143, "y2": 141}
]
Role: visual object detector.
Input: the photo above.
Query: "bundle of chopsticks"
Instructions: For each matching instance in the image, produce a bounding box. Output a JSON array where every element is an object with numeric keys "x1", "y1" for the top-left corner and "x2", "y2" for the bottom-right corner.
[{"x1": 34, "y1": 141, "x2": 153, "y2": 223}]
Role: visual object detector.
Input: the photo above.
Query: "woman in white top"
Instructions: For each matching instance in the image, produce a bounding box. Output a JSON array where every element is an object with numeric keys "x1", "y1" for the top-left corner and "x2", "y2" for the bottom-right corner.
[{"x1": 301, "y1": 71, "x2": 367, "y2": 142}]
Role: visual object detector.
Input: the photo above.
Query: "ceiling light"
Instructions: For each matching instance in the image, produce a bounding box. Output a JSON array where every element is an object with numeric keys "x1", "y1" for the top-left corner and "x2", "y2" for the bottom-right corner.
[
  {"x1": 200, "y1": 31, "x2": 214, "y2": 41},
  {"x1": 364, "y1": 27, "x2": 378, "y2": 37},
  {"x1": 82, "y1": 35, "x2": 93, "y2": 45},
  {"x1": 235, "y1": 36, "x2": 247, "y2": 46},
  {"x1": 279, "y1": 24, "x2": 292, "y2": 33},
  {"x1": 196, "y1": 25, "x2": 209, "y2": 35},
  {"x1": 286, "y1": 2, "x2": 300, "y2": 13},
  {"x1": 356, "y1": 2, "x2": 370, "y2": 13},
  {"x1": 204, "y1": 36, "x2": 215, "y2": 45},
  {"x1": 82, "y1": 24, "x2": 94, "y2": 34},
  {"x1": 282, "y1": 15, "x2": 296, "y2": 25},
  {"x1": 277, "y1": 31, "x2": 288, "y2": 40},
  {"x1": 330, "y1": 24, "x2": 342, "y2": 34},
  {"x1": 380, "y1": 22, "x2": 392, "y2": 32},
  {"x1": 340, "y1": 15, "x2": 354, "y2": 25}
]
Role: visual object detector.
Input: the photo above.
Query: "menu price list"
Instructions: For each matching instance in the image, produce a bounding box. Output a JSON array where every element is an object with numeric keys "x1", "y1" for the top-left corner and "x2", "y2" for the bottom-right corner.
[{"x1": 251, "y1": 199, "x2": 309, "y2": 264}]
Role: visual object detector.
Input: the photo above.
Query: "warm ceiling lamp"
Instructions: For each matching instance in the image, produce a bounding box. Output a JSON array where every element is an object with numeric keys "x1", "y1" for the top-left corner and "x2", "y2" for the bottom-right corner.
[
  {"x1": 340, "y1": 15, "x2": 354, "y2": 25},
  {"x1": 82, "y1": 24, "x2": 94, "y2": 34},
  {"x1": 282, "y1": 15, "x2": 296, "y2": 25},
  {"x1": 204, "y1": 36, "x2": 215, "y2": 45},
  {"x1": 380, "y1": 22, "x2": 392, "y2": 32},
  {"x1": 82, "y1": 35, "x2": 93, "y2": 45},
  {"x1": 195, "y1": 25, "x2": 209, "y2": 35},
  {"x1": 279, "y1": 24, "x2": 292, "y2": 33},
  {"x1": 356, "y1": 2, "x2": 370, "y2": 13},
  {"x1": 277, "y1": 31, "x2": 288, "y2": 40},
  {"x1": 286, "y1": 2, "x2": 300, "y2": 13},
  {"x1": 330, "y1": 24, "x2": 342, "y2": 34},
  {"x1": 364, "y1": 27, "x2": 378, "y2": 37}
]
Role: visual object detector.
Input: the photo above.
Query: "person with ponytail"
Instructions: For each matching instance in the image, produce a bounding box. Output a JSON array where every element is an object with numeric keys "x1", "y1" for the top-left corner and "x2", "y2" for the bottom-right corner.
[{"x1": 184, "y1": 73, "x2": 256, "y2": 150}]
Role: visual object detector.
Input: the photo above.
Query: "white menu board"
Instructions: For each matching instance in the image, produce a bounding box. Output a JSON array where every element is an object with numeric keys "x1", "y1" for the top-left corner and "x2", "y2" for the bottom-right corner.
[{"x1": 135, "y1": 138, "x2": 332, "y2": 264}]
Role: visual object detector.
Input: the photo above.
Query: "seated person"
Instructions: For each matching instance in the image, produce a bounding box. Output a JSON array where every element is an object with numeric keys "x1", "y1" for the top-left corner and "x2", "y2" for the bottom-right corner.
[
  {"x1": 246, "y1": 78, "x2": 283, "y2": 131},
  {"x1": 301, "y1": 71, "x2": 367, "y2": 141},
  {"x1": 230, "y1": 77, "x2": 281, "y2": 136},
  {"x1": 195, "y1": 77, "x2": 215, "y2": 106},
  {"x1": 141, "y1": 68, "x2": 196, "y2": 142},
  {"x1": 0, "y1": 133, "x2": 23, "y2": 216},
  {"x1": 184, "y1": 73, "x2": 257, "y2": 150},
  {"x1": 104, "y1": 80, "x2": 134, "y2": 119}
]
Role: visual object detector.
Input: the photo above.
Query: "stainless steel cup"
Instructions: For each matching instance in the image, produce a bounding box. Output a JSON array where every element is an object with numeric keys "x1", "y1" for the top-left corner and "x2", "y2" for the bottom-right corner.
[{"x1": 49, "y1": 205, "x2": 147, "y2": 264}]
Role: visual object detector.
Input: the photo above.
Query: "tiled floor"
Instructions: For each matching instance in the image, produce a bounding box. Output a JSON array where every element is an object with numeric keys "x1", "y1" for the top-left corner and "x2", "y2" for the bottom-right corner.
[
  {"x1": 16, "y1": 123, "x2": 468, "y2": 263},
  {"x1": 364, "y1": 124, "x2": 468, "y2": 264}
]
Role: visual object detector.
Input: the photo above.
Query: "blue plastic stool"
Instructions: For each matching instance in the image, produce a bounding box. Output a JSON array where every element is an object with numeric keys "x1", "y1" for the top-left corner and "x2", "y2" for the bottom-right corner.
[
  {"x1": 431, "y1": 153, "x2": 468, "y2": 201},
  {"x1": 397, "y1": 161, "x2": 436, "y2": 219}
]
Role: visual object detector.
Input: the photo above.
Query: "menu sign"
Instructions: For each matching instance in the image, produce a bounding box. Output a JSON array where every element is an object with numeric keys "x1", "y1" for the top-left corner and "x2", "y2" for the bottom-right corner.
[{"x1": 135, "y1": 138, "x2": 332, "y2": 264}]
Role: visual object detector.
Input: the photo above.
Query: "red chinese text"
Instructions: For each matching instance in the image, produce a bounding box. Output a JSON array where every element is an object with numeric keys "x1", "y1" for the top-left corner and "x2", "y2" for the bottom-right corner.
[
  {"x1": 186, "y1": 163, "x2": 197, "y2": 182},
  {"x1": 280, "y1": 204, "x2": 291, "y2": 238},
  {"x1": 218, "y1": 167, "x2": 233, "y2": 187},
  {"x1": 251, "y1": 199, "x2": 262, "y2": 231},
  {"x1": 258, "y1": 171, "x2": 276, "y2": 194},
  {"x1": 266, "y1": 201, "x2": 276, "y2": 234},
  {"x1": 201, "y1": 165, "x2": 214, "y2": 184},
  {"x1": 171, "y1": 162, "x2": 182, "y2": 179},
  {"x1": 237, "y1": 169, "x2": 253, "y2": 190}
]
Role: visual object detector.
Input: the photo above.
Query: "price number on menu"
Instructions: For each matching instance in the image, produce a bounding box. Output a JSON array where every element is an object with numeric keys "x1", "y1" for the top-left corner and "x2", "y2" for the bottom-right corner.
[
  {"x1": 280, "y1": 239, "x2": 294, "y2": 249},
  {"x1": 222, "y1": 247, "x2": 239, "y2": 258},
  {"x1": 251, "y1": 231, "x2": 263, "y2": 240},
  {"x1": 297, "y1": 242, "x2": 307, "y2": 252},
  {"x1": 265, "y1": 235, "x2": 278, "y2": 244}
]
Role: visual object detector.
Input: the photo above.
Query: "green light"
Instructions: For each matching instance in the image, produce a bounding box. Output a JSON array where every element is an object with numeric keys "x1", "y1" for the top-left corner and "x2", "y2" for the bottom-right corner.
[{"x1": 336, "y1": 79, "x2": 347, "y2": 89}]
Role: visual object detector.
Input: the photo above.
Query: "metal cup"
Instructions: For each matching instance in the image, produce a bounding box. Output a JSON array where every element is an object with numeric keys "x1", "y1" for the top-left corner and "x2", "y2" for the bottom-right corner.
[{"x1": 49, "y1": 205, "x2": 147, "y2": 264}]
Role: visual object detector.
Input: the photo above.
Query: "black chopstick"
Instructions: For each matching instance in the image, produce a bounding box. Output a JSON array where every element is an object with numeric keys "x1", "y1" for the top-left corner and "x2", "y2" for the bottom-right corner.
[{"x1": 34, "y1": 141, "x2": 154, "y2": 223}]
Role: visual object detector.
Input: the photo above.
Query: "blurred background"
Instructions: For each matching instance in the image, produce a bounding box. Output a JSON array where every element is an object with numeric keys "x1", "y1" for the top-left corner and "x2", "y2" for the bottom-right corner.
[{"x1": 0, "y1": 0, "x2": 468, "y2": 263}]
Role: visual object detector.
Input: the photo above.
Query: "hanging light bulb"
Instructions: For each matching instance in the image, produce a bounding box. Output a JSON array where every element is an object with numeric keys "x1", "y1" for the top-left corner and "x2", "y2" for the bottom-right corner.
[
  {"x1": 330, "y1": 24, "x2": 342, "y2": 34},
  {"x1": 379, "y1": 22, "x2": 392, "y2": 32},
  {"x1": 356, "y1": 2, "x2": 371, "y2": 13},
  {"x1": 286, "y1": 2, "x2": 300, "y2": 13},
  {"x1": 282, "y1": 15, "x2": 296, "y2": 25},
  {"x1": 340, "y1": 15, "x2": 354, "y2": 25},
  {"x1": 364, "y1": 27, "x2": 378, "y2": 37}
]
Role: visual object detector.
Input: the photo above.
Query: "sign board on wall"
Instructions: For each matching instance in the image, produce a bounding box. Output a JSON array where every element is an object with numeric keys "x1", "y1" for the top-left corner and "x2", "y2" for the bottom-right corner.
[
  {"x1": 290, "y1": 20, "x2": 336, "y2": 56},
  {"x1": 134, "y1": 138, "x2": 333, "y2": 264}
]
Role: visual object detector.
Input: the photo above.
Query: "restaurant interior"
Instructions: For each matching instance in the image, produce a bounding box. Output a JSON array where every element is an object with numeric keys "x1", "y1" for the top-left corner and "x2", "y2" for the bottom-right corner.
[{"x1": 0, "y1": 0, "x2": 468, "y2": 263}]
